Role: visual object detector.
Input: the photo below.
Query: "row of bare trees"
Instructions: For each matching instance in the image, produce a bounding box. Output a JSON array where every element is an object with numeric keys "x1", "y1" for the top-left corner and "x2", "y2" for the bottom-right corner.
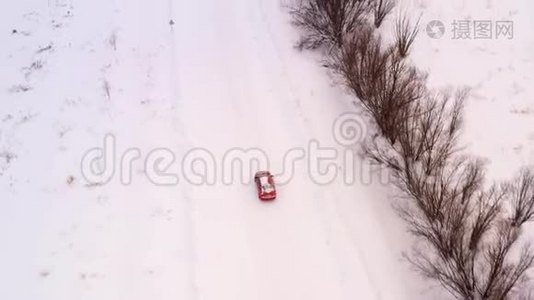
[{"x1": 290, "y1": 0, "x2": 534, "y2": 299}]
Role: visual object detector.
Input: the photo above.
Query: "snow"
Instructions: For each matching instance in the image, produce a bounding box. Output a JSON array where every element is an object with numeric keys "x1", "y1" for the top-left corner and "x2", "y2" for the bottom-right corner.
[
  {"x1": 1, "y1": 0, "x2": 532, "y2": 299},
  {"x1": 393, "y1": 0, "x2": 534, "y2": 182},
  {"x1": 0, "y1": 0, "x2": 417, "y2": 299}
]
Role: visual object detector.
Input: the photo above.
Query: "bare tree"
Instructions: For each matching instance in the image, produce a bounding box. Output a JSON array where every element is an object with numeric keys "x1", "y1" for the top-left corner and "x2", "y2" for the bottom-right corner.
[
  {"x1": 395, "y1": 13, "x2": 420, "y2": 58},
  {"x1": 363, "y1": 88, "x2": 467, "y2": 185},
  {"x1": 290, "y1": 0, "x2": 373, "y2": 50},
  {"x1": 364, "y1": 85, "x2": 534, "y2": 300},
  {"x1": 373, "y1": 0, "x2": 394, "y2": 28},
  {"x1": 290, "y1": 1, "x2": 534, "y2": 298},
  {"x1": 373, "y1": 123, "x2": 534, "y2": 299},
  {"x1": 510, "y1": 168, "x2": 534, "y2": 227},
  {"x1": 332, "y1": 27, "x2": 426, "y2": 144},
  {"x1": 331, "y1": 25, "x2": 388, "y2": 102},
  {"x1": 368, "y1": 51, "x2": 426, "y2": 144}
]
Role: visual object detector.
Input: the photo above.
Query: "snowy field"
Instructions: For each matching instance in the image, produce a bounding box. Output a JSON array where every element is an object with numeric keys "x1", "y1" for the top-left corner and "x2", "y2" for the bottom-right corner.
[
  {"x1": 400, "y1": 0, "x2": 534, "y2": 182},
  {"x1": 0, "y1": 0, "x2": 532, "y2": 299}
]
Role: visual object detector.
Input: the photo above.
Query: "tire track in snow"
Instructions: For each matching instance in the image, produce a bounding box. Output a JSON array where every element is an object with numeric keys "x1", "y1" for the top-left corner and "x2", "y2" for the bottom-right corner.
[
  {"x1": 255, "y1": 1, "x2": 383, "y2": 299},
  {"x1": 190, "y1": 1, "x2": 347, "y2": 298},
  {"x1": 231, "y1": 2, "x2": 363, "y2": 299},
  {"x1": 166, "y1": 0, "x2": 199, "y2": 298}
]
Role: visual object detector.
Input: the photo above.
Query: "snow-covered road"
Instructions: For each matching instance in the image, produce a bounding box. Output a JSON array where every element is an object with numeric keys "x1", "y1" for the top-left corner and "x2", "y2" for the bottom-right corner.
[
  {"x1": 173, "y1": 1, "x2": 416, "y2": 299},
  {"x1": 0, "y1": 0, "x2": 418, "y2": 299}
]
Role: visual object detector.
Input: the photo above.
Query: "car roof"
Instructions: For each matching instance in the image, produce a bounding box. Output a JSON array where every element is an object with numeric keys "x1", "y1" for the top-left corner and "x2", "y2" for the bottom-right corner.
[
  {"x1": 255, "y1": 171, "x2": 271, "y2": 177},
  {"x1": 258, "y1": 175, "x2": 270, "y2": 185}
]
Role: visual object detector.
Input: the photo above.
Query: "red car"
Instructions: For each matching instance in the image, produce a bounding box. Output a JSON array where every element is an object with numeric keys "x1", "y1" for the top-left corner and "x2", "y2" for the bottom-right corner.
[{"x1": 254, "y1": 171, "x2": 277, "y2": 201}]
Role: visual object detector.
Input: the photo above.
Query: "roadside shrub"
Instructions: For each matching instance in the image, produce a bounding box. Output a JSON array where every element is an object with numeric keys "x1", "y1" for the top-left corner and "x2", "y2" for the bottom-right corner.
[
  {"x1": 290, "y1": 0, "x2": 534, "y2": 298},
  {"x1": 395, "y1": 13, "x2": 419, "y2": 58},
  {"x1": 403, "y1": 167, "x2": 534, "y2": 300},
  {"x1": 290, "y1": 0, "x2": 373, "y2": 50},
  {"x1": 373, "y1": 0, "x2": 394, "y2": 28},
  {"x1": 364, "y1": 89, "x2": 466, "y2": 173},
  {"x1": 332, "y1": 26, "x2": 426, "y2": 144}
]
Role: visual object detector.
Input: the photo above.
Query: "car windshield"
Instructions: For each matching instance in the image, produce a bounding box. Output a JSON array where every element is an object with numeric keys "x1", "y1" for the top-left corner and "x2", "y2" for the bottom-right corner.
[{"x1": 259, "y1": 176, "x2": 274, "y2": 193}]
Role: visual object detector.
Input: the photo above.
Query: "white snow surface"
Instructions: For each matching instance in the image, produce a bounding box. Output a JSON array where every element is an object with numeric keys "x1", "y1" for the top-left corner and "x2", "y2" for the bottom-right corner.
[
  {"x1": 0, "y1": 0, "x2": 532, "y2": 299},
  {"x1": 0, "y1": 0, "x2": 417, "y2": 299}
]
